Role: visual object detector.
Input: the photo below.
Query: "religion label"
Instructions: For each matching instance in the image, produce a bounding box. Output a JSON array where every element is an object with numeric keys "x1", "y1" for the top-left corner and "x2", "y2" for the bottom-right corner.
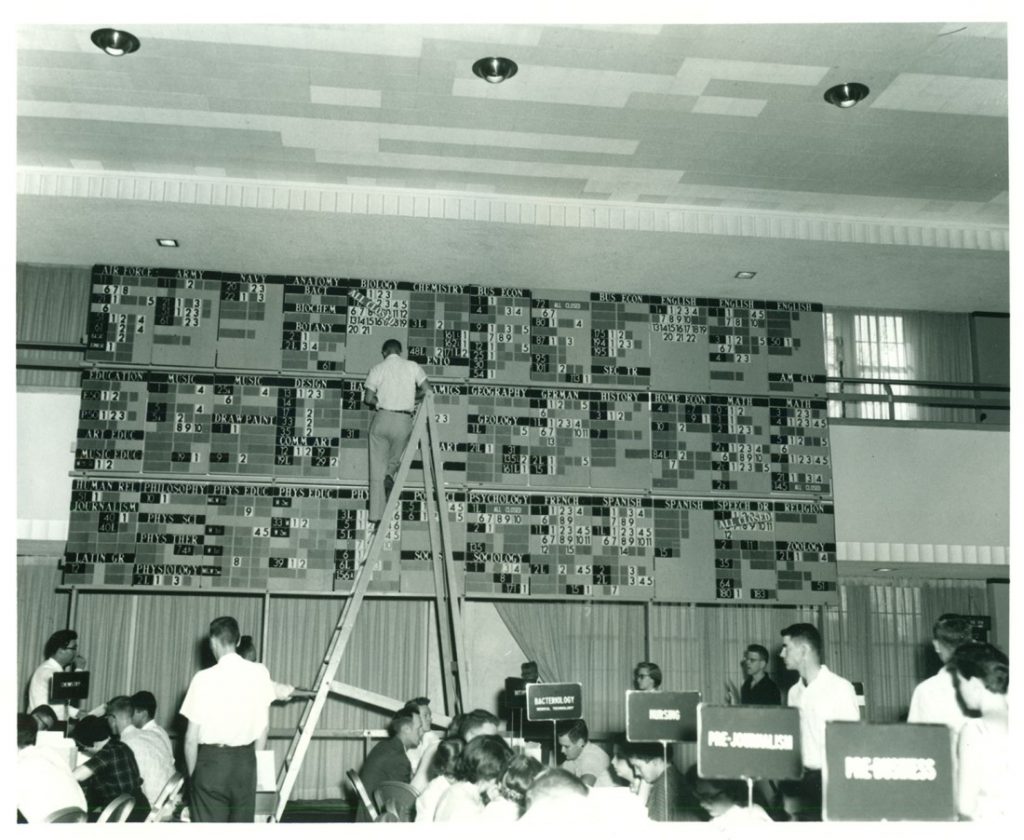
[
  {"x1": 526, "y1": 682, "x2": 582, "y2": 721},
  {"x1": 626, "y1": 690, "x2": 701, "y2": 742},
  {"x1": 696, "y1": 704, "x2": 802, "y2": 780},
  {"x1": 823, "y1": 722, "x2": 955, "y2": 822}
]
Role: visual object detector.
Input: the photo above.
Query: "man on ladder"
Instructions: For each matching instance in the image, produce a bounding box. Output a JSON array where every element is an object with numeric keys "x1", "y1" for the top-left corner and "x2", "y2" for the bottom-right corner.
[{"x1": 363, "y1": 338, "x2": 429, "y2": 526}]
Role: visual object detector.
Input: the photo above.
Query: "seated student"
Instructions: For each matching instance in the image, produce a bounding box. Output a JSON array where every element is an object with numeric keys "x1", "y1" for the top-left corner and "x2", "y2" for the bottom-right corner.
[
  {"x1": 607, "y1": 735, "x2": 640, "y2": 792},
  {"x1": 688, "y1": 768, "x2": 773, "y2": 824},
  {"x1": 17, "y1": 712, "x2": 87, "y2": 822},
  {"x1": 71, "y1": 714, "x2": 149, "y2": 821},
  {"x1": 30, "y1": 705, "x2": 58, "y2": 732},
  {"x1": 356, "y1": 707, "x2": 422, "y2": 821},
  {"x1": 129, "y1": 690, "x2": 172, "y2": 757},
  {"x1": 949, "y1": 642, "x2": 1009, "y2": 821},
  {"x1": 483, "y1": 753, "x2": 544, "y2": 821},
  {"x1": 433, "y1": 734, "x2": 513, "y2": 822},
  {"x1": 406, "y1": 697, "x2": 442, "y2": 792},
  {"x1": 108, "y1": 695, "x2": 174, "y2": 812},
  {"x1": 415, "y1": 737, "x2": 464, "y2": 822},
  {"x1": 557, "y1": 718, "x2": 611, "y2": 786},
  {"x1": 624, "y1": 741, "x2": 704, "y2": 821},
  {"x1": 457, "y1": 708, "x2": 502, "y2": 742}
]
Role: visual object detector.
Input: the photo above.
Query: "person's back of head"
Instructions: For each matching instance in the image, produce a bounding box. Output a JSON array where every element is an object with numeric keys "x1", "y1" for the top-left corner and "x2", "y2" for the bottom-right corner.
[
  {"x1": 73, "y1": 715, "x2": 111, "y2": 750},
  {"x1": 932, "y1": 614, "x2": 973, "y2": 661},
  {"x1": 523, "y1": 768, "x2": 589, "y2": 820},
  {"x1": 500, "y1": 754, "x2": 544, "y2": 807},
  {"x1": 426, "y1": 737, "x2": 465, "y2": 782},
  {"x1": 209, "y1": 616, "x2": 240, "y2": 646},
  {"x1": 18, "y1": 713, "x2": 37, "y2": 749},
  {"x1": 30, "y1": 705, "x2": 57, "y2": 731},
  {"x1": 949, "y1": 642, "x2": 1009, "y2": 694},
  {"x1": 129, "y1": 690, "x2": 157, "y2": 723},
  {"x1": 381, "y1": 338, "x2": 403, "y2": 356},
  {"x1": 457, "y1": 708, "x2": 501, "y2": 741},
  {"x1": 454, "y1": 733, "x2": 512, "y2": 783}
]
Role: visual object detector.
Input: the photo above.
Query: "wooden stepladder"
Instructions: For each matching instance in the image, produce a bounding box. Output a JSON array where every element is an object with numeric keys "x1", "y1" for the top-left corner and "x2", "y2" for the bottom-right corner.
[{"x1": 272, "y1": 394, "x2": 467, "y2": 821}]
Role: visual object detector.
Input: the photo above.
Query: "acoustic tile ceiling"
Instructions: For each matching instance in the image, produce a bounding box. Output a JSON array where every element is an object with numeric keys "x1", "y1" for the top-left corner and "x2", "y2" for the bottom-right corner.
[{"x1": 15, "y1": 22, "x2": 1010, "y2": 311}]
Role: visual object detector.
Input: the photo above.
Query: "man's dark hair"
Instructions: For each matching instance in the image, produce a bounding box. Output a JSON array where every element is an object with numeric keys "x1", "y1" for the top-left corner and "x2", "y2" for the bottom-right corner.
[
  {"x1": 457, "y1": 708, "x2": 500, "y2": 741},
  {"x1": 781, "y1": 623, "x2": 822, "y2": 658},
  {"x1": 406, "y1": 696, "x2": 430, "y2": 710},
  {"x1": 501, "y1": 754, "x2": 545, "y2": 805},
  {"x1": 18, "y1": 713, "x2": 38, "y2": 748},
  {"x1": 130, "y1": 691, "x2": 157, "y2": 720},
  {"x1": 44, "y1": 629, "x2": 77, "y2": 660},
  {"x1": 72, "y1": 715, "x2": 111, "y2": 749},
  {"x1": 454, "y1": 733, "x2": 513, "y2": 783},
  {"x1": 685, "y1": 765, "x2": 748, "y2": 807},
  {"x1": 30, "y1": 705, "x2": 57, "y2": 729},
  {"x1": 209, "y1": 616, "x2": 240, "y2": 646},
  {"x1": 634, "y1": 661, "x2": 662, "y2": 688},
  {"x1": 623, "y1": 741, "x2": 664, "y2": 762},
  {"x1": 933, "y1": 614, "x2": 973, "y2": 648},
  {"x1": 237, "y1": 635, "x2": 257, "y2": 660},
  {"x1": 745, "y1": 644, "x2": 770, "y2": 662},
  {"x1": 388, "y1": 708, "x2": 418, "y2": 738},
  {"x1": 524, "y1": 768, "x2": 589, "y2": 811},
  {"x1": 949, "y1": 642, "x2": 1009, "y2": 694},
  {"x1": 381, "y1": 339, "x2": 403, "y2": 355},
  {"x1": 555, "y1": 718, "x2": 588, "y2": 743},
  {"x1": 426, "y1": 737, "x2": 465, "y2": 782}
]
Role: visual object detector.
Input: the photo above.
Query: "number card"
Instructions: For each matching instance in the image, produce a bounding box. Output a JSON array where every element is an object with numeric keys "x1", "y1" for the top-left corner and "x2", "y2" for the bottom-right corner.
[
  {"x1": 626, "y1": 690, "x2": 701, "y2": 742},
  {"x1": 823, "y1": 722, "x2": 955, "y2": 822},
  {"x1": 697, "y1": 704, "x2": 802, "y2": 781},
  {"x1": 526, "y1": 682, "x2": 582, "y2": 721}
]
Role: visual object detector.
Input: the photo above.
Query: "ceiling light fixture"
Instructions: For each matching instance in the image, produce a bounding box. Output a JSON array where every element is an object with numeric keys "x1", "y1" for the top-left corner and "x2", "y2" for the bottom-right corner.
[
  {"x1": 472, "y1": 57, "x2": 518, "y2": 84},
  {"x1": 734, "y1": 271, "x2": 757, "y2": 280},
  {"x1": 823, "y1": 82, "x2": 870, "y2": 108},
  {"x1": 90, "y1": 28, "x2": 141, "y2": 57},
  {"x1": 874, "y1": 567, "x2": 893, "y2": 573},
  {"x1": 156, "y1": 238, "x2": 179, "y2": 248}
]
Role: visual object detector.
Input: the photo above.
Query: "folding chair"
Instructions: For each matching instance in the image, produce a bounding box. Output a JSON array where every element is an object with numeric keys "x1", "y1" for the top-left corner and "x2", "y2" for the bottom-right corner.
[
  {"x1": 374, "y1": 780, "x2": 418, "y2": 822},
  {"x1": 146, "y1": 771, "x2": 185, "y2": 822},
  {"x1": 346, "y1": 768, "x2": 379, "y2": 821},
  {"x1": 96, "y1": 793, "x2": 135, "y2": 824},
  {"x1": 43, "y1": 806, "x2": 87, "y2": 823}
]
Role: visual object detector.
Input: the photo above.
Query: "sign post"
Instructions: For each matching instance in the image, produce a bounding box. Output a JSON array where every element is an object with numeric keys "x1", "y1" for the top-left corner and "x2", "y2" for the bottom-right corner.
[
  {"x1": 823, "y1": 722, "x2": 955, "y2": 821},
  {"x1": 526, "y1": 682, "x2": 583, "y2": 766}
]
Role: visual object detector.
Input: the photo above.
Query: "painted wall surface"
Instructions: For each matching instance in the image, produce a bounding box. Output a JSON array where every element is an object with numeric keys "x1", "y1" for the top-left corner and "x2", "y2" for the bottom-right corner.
[
  {"x1": 829, "y1": 423, "x2": 1009, "y2": 552},
  {"x1": 17, "y1": 391, "x2": 78, "y2": 541}
]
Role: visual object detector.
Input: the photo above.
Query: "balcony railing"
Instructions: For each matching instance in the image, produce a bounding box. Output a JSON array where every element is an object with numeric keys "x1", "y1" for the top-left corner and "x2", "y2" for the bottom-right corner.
[{"x1": 826, "y1": 376, "x2": 1009, "y2": 423}]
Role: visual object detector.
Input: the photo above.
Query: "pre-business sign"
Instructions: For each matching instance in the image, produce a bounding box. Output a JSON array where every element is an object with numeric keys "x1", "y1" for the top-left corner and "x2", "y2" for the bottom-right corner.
[
  {"x1": 626, "y1": 690, "x2": 701, "y2": 742},
  {"x1": 697, "y1": 704, "x2": 802, "y2": 781},
  {"x1": 823, "y1": 722, "x2": 955, "y2": 822},
  {"x1": 526, "y1": 682, "x2": 582, "y2": 721}
]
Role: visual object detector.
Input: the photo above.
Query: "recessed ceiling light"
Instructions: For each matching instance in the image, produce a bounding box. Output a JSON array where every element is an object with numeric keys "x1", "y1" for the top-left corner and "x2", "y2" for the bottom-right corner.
[
  {"x1": 734, "y1": 271, "x2": 757, "y2": 280},
  {"x1": 823, "y1": 82, "x2": 870, "y2": 108},
  {"x1": 472, "y1": 57, "x2": 518, "y2": 84},
  {"x1": 874, "y1": 567, "x2": 892, "y2": 573},
  {"x1": 156, "y1": 238, "x2": 179, "y2": 248},
  {"x1": 90, "y1": 28, "x2": 141, "y2": 57}
]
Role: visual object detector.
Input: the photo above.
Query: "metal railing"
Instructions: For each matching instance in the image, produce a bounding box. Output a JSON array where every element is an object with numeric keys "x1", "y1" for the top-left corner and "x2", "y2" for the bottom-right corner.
[{"x1": 825, "y1": 376, "x2": 1008, "y2": 423}]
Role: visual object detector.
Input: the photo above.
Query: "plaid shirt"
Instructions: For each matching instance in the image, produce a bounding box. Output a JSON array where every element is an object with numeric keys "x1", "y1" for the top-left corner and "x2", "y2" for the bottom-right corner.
[{"x1": 82, "y1": 739, "x2": 143, "y2": 811}]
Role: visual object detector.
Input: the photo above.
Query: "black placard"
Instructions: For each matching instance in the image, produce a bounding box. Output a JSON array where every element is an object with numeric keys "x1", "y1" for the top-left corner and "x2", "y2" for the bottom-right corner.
[
  {"x1": 626, "y1": 690, "x2": 701, "y2": 742},
  {"x1": 697, "y1": 704, "x2": 802, "y2": 780},
  {"x1": 50, "y1": 671, "x2": 90, "y2": 704},
  {"x1": 823, "y1": 722, "x2": 955, "y2": 822},
  {"x1": 526, "y1": 682, "x2": 582, "y2": 721}
]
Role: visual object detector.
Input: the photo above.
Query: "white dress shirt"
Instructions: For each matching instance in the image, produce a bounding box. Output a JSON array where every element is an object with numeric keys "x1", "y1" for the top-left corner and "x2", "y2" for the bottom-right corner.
[
  {"x1": 28, "y1": 658, "x2": 79, "y2": 721},
  {"x1": 179, "y1": 652, "x2": 277, "y2": 745},
  {"x1": 364, "y1": 354, "x2": 427, "y2": 411},
  {"x1": 123, "y1": 725, "x2": 175, "y2": 804},
  {"x1": 908, "y1": 668, "x2": 968, "y2": 733},
  {"x1": 787, "y1": 664, "x2": 860, "y2": 770}
]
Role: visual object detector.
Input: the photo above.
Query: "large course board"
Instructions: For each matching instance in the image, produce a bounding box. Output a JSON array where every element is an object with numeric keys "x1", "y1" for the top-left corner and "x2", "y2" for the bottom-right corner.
[
  {"x1": 67, "y1": 264, "x2": 838, "y2": 604},
  {"x1": 65, "y1": 479, "x2": 836, "y2": 604}
]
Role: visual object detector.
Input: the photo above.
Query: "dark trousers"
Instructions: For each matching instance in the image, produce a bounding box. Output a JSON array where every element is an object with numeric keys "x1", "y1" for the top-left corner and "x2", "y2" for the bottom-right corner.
[
  {"x1": 191, "y1": 743, "x2": 257, "y2": 823},
  {"x1": 780, "y1": 769, "x2": 822, "y2": 821}
]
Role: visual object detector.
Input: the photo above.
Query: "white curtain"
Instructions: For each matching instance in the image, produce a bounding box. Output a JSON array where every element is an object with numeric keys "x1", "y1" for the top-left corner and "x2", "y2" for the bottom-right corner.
[{"x1": 825, "y1": 308, "x2": 975, "y2": 421}]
